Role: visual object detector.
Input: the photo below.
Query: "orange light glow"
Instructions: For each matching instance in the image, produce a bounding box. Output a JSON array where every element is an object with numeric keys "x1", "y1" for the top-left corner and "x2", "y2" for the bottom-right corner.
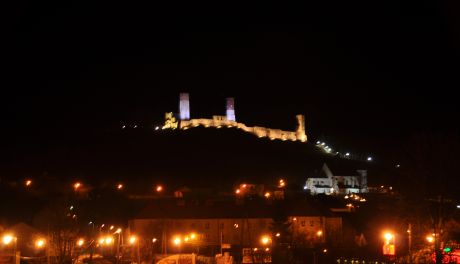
[
  {"x1": 117, "y1": 184, "x2": 123, "y2": 190},
  {"x1": 74, "y1": 182, "x2": 81, "y2": 190},
  {"x1": 25, "y1": 180, "x2": 32, "y2": 186},
  {"x1": 156, "y1": 185, "x2": 163, "y2": 192}
]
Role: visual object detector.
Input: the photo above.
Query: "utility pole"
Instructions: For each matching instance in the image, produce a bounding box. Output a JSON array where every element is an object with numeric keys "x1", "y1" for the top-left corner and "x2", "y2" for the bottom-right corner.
[
  {"x1": 408, "y1": 223, "x2": 412, "y2": 264},
  {"x1": 434, "y1": 195, "x2": 444, "y2": 264}
]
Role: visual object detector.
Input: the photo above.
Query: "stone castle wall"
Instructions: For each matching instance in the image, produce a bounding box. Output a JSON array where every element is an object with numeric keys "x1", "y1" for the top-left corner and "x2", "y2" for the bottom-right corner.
[{"x1": 180, "y1": 115, "x2": 307, "y2": 142}]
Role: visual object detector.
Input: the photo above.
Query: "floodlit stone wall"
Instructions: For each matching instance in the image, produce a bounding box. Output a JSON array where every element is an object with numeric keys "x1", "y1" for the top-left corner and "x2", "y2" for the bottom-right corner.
[{"x1": 180, "y1": 115, "x2": 307, "y2": 142}]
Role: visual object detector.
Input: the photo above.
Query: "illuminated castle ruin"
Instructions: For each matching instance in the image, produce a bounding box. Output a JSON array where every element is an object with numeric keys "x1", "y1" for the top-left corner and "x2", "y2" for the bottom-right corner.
[
  {"x1": 168, "y1": 93, "x2": 307, "y2": 142},
  {"x1": 179, "y1": 93, "x2": 190, "y2": 120}
]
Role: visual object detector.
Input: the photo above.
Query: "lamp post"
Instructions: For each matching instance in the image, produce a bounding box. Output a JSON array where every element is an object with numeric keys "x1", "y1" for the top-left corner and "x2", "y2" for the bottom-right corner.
[
  {"x1": 114, "y1": 228, "x2": 122, "y2": 264},
  {"x1": 129, "y1": 236, "x2": 140, "y2": 264},
  {"x1": 2, "y1": 234, "x2": 18, "y2": 264},
  {"x1": 383, "y1": 232, "x2": 396, "y2": 261}
]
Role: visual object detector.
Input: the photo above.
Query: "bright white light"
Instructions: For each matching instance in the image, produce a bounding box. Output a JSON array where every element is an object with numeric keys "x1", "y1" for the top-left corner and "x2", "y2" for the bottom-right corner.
[
  {"x1": 345, "y1": 153, "x2": 350, "y2": 156},
  {"x1": 367, "y1": 157, "x2": 373, "y2": 161},
  {"x1": 173, "y1": 237, "x2": 181, "y2": 245},
  {"x1": 316, "y1": 141, "x2": 321, "y2": 144},
  {"x1": 155, "y1": 126, "x2": 160, "y2": 130},
  {"x1": 129, "y1": 236, "x2": 137, "y2": 244},
  {"x1": 77, "y1": 239, "x2": 84, "y2": 247},
  {"x1": 321, "y1": 143, "x2": 325, "y2": 146},
  {"x1": 2, "y1": 235, "x2": 14, "y2": 245},
  {"x1": 456, "y1": 205, "x2": 460, "y2": 209},
  {"x1": 384, "y1": 233, "x2": 394, "y2": 241},
  {"x1": 36, "y1": 239, "x2": 45, "y2": 248},
  {"x1": 260, "y1": 235, "x2": 270, "y2": 245},
  {"x1": 303, "y1": 186, "x2": 307, "y2": 190}
]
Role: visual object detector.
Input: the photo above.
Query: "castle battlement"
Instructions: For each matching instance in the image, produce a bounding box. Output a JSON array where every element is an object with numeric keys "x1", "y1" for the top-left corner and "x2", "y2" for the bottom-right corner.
[{"x1": 167, "y1": 93, "x2": 308, "y2": 143}]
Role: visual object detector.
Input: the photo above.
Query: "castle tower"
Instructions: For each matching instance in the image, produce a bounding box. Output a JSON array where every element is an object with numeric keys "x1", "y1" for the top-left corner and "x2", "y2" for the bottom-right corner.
[
  {"x1": 295, "y1": 114, "x2": 307, "y2": 142},
  {"x1": 226, "y1": 97, "x2": 236, "y2": 121},
  {"x1": 179, "y1": 93, "x2": 190, "y2": 120}
]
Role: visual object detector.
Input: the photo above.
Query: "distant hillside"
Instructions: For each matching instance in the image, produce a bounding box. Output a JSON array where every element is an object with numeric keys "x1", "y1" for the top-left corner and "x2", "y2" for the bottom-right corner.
[{"x1": 3, "y1": 126, "x2": 379, "y2": 193}]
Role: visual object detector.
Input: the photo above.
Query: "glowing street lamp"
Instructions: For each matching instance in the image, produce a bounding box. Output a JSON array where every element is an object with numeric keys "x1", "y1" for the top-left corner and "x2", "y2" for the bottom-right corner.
[
  {"x1": 384, "y1": 233, "x2": 394, "y2": 243},
  {"x1": 117, "y1": 184, "x2": 123, "y2": 190},
  {"x1": 316, "y1": 230, "x2": 323, "y2": 237},
  {"x1": 129, "y1": 236, "x2": 137, "y2": 245},
  {"x1": 74, "y1": 182, "x2": 81, "y2": 191},
  {"x1": 173, "y1": 236, "x2": 181, "y2": 246},
  {"x1": 278, "y1": 179, "x2": 286, "y2": 188},
  {"x1": 260, "y1": 235, "x2": 271, "y2": 246},
  {"x1": 426, "y1": 234, "x2": 435, "y2": 243},
  {"x1": 35, "y1": 239, "x2": 45, "y2": 249},
  {"x1": 105, "y1": 237, "x2": 113, "y2": 245},
  {"x1": 382, "y1": 232, "x2": 396, "y2": 257},
  {"x1": 25, "y1": 180, "x2": 32, "y2": 187},
  {"x1": 77, "y1": 238, "x2": 85, "y2": 247},
  {"x1": 235, "y1": 189, "x2": 241, "y2": 194},
  {"x1": 156, "y1": 185, "x2": 163, "y2": 192},
  {"x1": 2, "y1": 234, "x2": 17, "y2": 264},
  {"x1": 264, "y1": 192, "x2": 271, "y2": 198},
  {"x1": 2, "y1": 235, "x2": 14, "y2": 245}
]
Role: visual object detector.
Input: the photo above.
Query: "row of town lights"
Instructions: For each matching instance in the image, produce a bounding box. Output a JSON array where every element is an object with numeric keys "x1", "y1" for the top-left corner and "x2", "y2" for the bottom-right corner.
[
  {"x1": 315, "y1": 141, "x2": 373, "y2": 162},
  {"x1": 24, "y1": 180, "x2": 164, "y2": 193},
  {"x1": 235, "y1": 179, "x2": 286, "y2": 197},
  {"x1": 344, "y1": 193, "x2": 366, "y2": 202},
  {"x1": 2, "y1": 234, "x2": 85, "y2": 250},
  {"x1": 172, "y1": 232, "x2": 198, "y2": 246}
]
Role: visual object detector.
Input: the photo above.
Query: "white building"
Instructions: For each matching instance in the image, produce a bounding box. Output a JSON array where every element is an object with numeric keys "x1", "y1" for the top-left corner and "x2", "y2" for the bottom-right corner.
[{"x1": 305, "y1": 163, "x2": 368, "y2": 195}]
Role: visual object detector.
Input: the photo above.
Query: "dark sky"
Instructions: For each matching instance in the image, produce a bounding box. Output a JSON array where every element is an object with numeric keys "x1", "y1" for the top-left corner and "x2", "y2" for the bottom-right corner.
[{"x1": 3, "y1": 0, "x2": 460, "y2": 162}]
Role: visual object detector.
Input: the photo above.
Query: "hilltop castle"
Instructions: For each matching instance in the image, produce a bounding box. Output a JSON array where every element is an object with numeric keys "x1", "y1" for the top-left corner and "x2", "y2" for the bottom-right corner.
[{"x1": 164, "y1": 93, "x2": 307, "y2": 142}]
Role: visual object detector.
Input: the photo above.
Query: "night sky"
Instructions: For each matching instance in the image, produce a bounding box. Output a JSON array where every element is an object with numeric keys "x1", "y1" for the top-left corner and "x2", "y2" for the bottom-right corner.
[{"x1": 3, "y1": 0, "x2": 460, "y2": 165}]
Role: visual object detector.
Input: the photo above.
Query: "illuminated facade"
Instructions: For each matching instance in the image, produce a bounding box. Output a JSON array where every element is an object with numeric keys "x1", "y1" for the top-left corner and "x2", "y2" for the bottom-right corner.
[
  {"x1": 179, "y1": 93, "x2": 190, "y2": 120},
  {"x1": 305, "y1": 163, "x2": 368, "y2": 195},
  {"x1": 129, "y1": 202, "x2": 342, "y2": 249},
  {"x1": 226, "y1": 97, "x2": 236, "y2": 121},
  {"x1": 165, "y1": 93, "x2": 308, "y2": 142}
]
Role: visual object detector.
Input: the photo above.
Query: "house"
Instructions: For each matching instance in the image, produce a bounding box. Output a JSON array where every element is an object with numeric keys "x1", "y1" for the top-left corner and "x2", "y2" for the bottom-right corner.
[{"x1": 305, "y1": 163, "x2": 368, "y2": 195}]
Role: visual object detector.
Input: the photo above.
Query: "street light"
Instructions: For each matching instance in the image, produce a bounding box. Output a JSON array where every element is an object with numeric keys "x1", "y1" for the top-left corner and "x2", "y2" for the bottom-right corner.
[
  {"x1": 382, "y1": 232, "x2": 396, "y2": 258},
  {"x1": 129, "y1": 236, "x2": 137, "y2": 245},
  {"x1": 74, "y1": 182, "x2": 81, "y2": 191},
  {"x1": 2, "y1": 234, "x2": 17, "y2": 264},
  {"x1": 260, "y1": 235, "x2": 271, "y2": 246},
  {"x1": 114, "y1": 229, "x2": 122, "y2": 264},
  {"x1": 426, "y1": 234, "x2": 435, "y2": 243},
  {"x1": 129, "y1": 236, "x2": 140, "y2": 264},
  {"x1": 2, "y1": 235, "x2": 14, "y2": 245},
  {"x1": 35, "y1": 239, "x2": 46, "y2": 249},
  {"x1": 77, "y1": 238, "x2": 85, "y2": 247}
]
